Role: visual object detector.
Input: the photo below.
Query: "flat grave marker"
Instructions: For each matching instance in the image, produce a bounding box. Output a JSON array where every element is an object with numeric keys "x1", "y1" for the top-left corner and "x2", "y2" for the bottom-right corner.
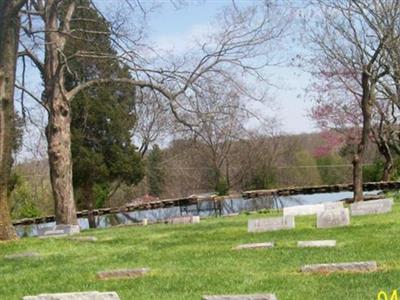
[
  {"x1": 96, "y1": 268, "x2": 150, "y2": 280},
  {"x1": 301, "y1": 261, "x2": 377, "y2": 274},
  {"x1": 248, "y1": 216, "x2": 294, "y2": 232},
  {"x1": 23, "y1": 291, "x2": 120, "y2": 300},
  {"x1": 69, "y1": 236, "x2": 97, "y2": 242},
  {"x1": 235, "y1": 242, "x2": 274, "y2": 250},
  {"x1": 202, "y1": 294, "x2": 278, "y2": 300},
  {"x1": 5, "y1": 251, "x2": 41, "y2": 259},
  {"x1": 297, "y1": 240, "x2": 336, "y2": 248},
  {"x1": 316, "y1": 208, "x2": 350, "y2": 229},
  {"x1": 350, "y1": 198, "x2": 393, "y2": 216}
]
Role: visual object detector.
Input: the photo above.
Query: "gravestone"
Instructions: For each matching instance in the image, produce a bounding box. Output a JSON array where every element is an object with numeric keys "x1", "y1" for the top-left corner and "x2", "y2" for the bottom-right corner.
[
  {"x1": 283, "y1": 202, "x2": 343, "y2": 217},
  {"x1": 23, "y1": 291, "x2": 120, "y2": 300},
  {"x1": 301, "y1": 261, "x2": 377, "y2": 273},
  {"x1": 142, "y1": 218, "x2": 148, "y2": 226},
  {"x1": 316, "y1": 208, "x2": 350, "y2": 229},
  {"x1": 38, "y1": 225, "x2": 80, "y2": 238},
  {"x1": 69, "y1": 236, "x2": 97, "y2": 242},
  {"x1": 248, "y1": 216, "x2": 295, "y2": 232},
  {"x1": 5, "y1": 251, "x2": 41, "y2": 259},
  {"x1": 202, "y1": 294, "x2": 277, "y2": 300},
  {"x1": 350, "y1": 198, "x2": 393, "y2": 216},
  {"x1": 166, "y1": 215, "x2": 200, "y2": 224},
  {"x1": 235, "y1": 242, "x2": 274, "y2": 250},
  {"x1": 297, "y1": 240, "x2": 336, "y2": 248},
  {"x1": 96, "y1": 268, "x2": 150, "y2": 280}
]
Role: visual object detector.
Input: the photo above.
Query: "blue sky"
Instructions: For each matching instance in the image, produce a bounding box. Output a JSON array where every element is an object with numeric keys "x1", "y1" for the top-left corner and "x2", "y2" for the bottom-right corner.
[{"x1": 142, "y1": 0, "x2": 316, "y2": 133}]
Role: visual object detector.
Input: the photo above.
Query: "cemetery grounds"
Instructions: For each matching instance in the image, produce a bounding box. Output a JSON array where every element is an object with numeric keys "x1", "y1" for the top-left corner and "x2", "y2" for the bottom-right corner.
[{"x1": 1, "y1": 195, "x2": 400, "y2": 299}]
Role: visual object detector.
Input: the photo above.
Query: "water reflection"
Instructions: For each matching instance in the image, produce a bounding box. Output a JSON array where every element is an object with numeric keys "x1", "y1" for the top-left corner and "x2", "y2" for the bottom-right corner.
[{"x1": 16, "y1": 190, "x2": 380, "y2": 237}]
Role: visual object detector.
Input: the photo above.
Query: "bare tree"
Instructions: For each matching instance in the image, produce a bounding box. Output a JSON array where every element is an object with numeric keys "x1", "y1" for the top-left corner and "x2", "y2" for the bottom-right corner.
[
  {"x1": 0, "y1": 0, "x2": 26, "y2": 240},
  {"x1": 234, "y1": 128, "x2": 286, "y2": 190},
  {"x1": 134, "y1": 90, "x2": 171, "y2": 157},
  {"x1": 174, "y1": 81, "x2": 249, "y2": 194}
]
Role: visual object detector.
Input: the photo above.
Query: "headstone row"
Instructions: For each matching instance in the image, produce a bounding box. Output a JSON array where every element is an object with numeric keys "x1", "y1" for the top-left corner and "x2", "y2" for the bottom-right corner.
[
  {"x1": 36, "y1": 214, "x2": 202, "y2": 238},
  {"x1": 248, "y1": 198, "x2": 394, "y2": 232}
]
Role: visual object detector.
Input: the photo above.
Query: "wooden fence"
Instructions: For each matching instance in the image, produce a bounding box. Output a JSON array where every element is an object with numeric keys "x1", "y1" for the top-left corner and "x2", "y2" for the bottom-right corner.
[{"x1": 12, "y1": 181, "x2": 400, "y2": 226}]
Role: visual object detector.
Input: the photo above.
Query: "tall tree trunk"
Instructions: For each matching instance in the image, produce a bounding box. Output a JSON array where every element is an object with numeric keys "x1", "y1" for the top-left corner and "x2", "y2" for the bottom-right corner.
[
  {"x1": 0, "y1": 0, "x2": 25, "y2": 240},
  {"x1": 46, "y1": 91, "x2": 77, "y2": 225},
  {"x1": 44, "y1": 1, "x2": 78, "y2": 225},
  {"x1": 353, "y1": 66, "x2": 375, "y2": 202},
  {"x1": 352, "y1": 154, "x2": 363, "y2": 201}
]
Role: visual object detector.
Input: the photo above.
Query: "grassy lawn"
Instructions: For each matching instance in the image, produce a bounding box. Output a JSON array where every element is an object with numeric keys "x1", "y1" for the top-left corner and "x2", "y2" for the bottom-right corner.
[{"x1": 1, "y1": 199, "x2": 400, "y2": 300}]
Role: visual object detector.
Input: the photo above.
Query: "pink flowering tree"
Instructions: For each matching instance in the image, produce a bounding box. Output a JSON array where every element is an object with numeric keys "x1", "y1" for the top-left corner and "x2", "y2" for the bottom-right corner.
[{"x1": 306, "y1": 0, "x2": 400, "y2": 200}]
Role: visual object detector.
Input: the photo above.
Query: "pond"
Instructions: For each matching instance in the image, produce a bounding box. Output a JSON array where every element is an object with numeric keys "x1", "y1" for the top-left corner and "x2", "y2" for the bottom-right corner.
[{"x1": 15, "y1": 190, "x2": 381, "y2": 237}]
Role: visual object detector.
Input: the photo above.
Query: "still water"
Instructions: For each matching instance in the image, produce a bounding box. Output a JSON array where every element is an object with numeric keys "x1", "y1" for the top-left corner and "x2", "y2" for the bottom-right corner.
[{"x1": 16, "y1": 190, "x2": 380, "y2": 237}]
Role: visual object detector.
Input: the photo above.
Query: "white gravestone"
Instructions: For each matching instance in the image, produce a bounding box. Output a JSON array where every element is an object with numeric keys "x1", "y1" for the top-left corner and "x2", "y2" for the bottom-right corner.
[
  {"x1": 350, "y1": 198, "x2": 393, "y2": 216},
  {"x1": 283, "y1": 202, "x2": 343, "y2": 217},
  {"x1": 316, "y1": 208, "x2": 350, "y2": 229},
  {"x1": 248, "y1": 216, "x2": 295, "y2": 232}
]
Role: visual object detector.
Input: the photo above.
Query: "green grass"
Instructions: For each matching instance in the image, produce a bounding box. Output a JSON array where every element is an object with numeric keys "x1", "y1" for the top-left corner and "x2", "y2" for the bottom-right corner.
[{"x1": 1, "y1": 200, "x2": 400, "y2": 300}]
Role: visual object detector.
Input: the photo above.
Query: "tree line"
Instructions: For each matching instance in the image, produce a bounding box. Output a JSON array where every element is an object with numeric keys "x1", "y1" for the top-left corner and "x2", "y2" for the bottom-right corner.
[{"x1": 9, "y1": 130, "x2": 390, "y2": 221}]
